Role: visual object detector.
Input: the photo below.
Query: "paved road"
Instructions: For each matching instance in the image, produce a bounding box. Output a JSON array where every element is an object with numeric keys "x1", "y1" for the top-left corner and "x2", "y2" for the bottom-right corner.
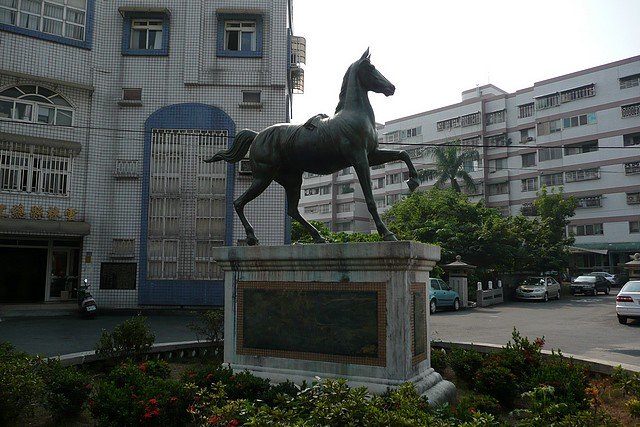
[
  {"x1": 430, "y1": 293, "x2": 640, "y2": 368},
  {"x1": 0, "y1": 311, "x2": 200, "y2": 357}
]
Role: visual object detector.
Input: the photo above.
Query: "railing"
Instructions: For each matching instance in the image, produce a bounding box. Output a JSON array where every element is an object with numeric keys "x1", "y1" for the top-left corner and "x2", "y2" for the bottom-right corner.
[{"x1": 476, "y1": 288, "x2": 504, "y2": 307}]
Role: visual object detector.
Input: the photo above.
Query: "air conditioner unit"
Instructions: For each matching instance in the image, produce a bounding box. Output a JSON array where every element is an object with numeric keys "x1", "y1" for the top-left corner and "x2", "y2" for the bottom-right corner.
[{"x1": 239, "y1": 159, "x2": 252, "y2": 175}]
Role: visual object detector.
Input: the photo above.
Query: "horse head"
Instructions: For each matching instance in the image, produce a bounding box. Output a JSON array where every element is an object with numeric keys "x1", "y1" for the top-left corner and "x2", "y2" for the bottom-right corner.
[{"x1": 357, "y1": 48, "x2": 395, "y2": 97}]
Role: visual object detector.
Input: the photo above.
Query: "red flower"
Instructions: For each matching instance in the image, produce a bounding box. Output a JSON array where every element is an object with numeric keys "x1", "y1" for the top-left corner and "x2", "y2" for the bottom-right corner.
[
  {"x1": 138, "y1": 362, "x2": 147, "y2": 372},
  {"x1": 208, "y1": 415, "x2": 221, "y2": 424},
  {"x1": 228, "y1": 420, "x2": 239, "y2": 427},
  {"x1": 187, "y1": 405, "x2": 196, "y2": 414},
  {"x1": 148, "y1": 398, "x2": 158, "y2": 405},
  {"x1": 468, "y1": 407, "x2": 477, "y2": 414},
  {"x1": 170, "y1": 396, "x2": 178, "y2": 403},
  {"x1": 84, "y1": 383, "x2": 93, "y2": 391},
  {"x1": 206, "y1": 373, "x2": 215, "y2": 381}
]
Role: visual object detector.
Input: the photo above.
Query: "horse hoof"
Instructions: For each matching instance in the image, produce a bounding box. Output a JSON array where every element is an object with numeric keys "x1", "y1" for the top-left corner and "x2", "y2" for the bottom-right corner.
[
  {"x1": 383, "y1": 233, "x2": 398, "y2": 241},
  {"x1": 406, "y1": 177, "x2": 419, "y2": 192},
  {"x1": 313, "y1": 237, "x2": 327, "y2": 244},
  {"x1": 247, "y1": 237, "x2": 259, "y2": 246}
]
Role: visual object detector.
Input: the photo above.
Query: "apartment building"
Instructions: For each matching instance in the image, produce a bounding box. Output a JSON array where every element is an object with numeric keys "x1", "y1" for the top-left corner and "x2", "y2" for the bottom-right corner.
[
  {"x1": 300, "y1": 56, "x2": 640, "y2": 273},
  {"x1": 0, "y1": 0, "x2": 304, "y2": 307}
]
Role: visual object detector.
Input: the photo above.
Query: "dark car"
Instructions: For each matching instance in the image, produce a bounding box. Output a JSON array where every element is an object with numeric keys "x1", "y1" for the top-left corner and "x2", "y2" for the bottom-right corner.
[{"x1": 570, "y1": 275, "x2": 610, "y2": 296}]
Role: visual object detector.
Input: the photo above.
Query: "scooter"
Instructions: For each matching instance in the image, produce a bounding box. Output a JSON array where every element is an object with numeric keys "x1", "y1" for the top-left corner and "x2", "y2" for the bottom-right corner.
[{"x1": 77, "y1": 278, "x2": 98, "y2": 318}]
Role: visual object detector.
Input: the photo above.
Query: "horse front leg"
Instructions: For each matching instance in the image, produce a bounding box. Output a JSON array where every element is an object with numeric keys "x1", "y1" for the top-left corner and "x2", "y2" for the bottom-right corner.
[
  {"x1": 368, "y1": 149, "x2": 420, "y2": 192},
  {"x1": 351, "y1": 155, "x2": 397, "y2": 241}
]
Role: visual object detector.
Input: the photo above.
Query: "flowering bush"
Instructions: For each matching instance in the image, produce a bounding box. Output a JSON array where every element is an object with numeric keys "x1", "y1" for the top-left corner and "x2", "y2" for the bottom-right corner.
[
  {"x1": 0, "y1": 343, "x2": 45, "y2": 424},
  {"x1": 38, "y1": 358, "x2": 92, "y2": 421},
  {"x1": 95, "y1": 315, "x2": 156, "y2": 360},
  {"x1": 90, "y1": 360, "x2": 191, "y2": 427}
]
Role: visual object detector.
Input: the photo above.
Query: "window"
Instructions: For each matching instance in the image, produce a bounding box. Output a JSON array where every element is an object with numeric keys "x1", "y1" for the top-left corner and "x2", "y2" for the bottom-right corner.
[
  {"x1": 562, "y1": 112, "x2": 597, "y2": 129},
  {"x1": 521, "y1": 153, "x2": 536, "y2": 168},
  {"x1": 335, "y1": 222, "x2": 352, "y2": 232},
  {"x1": 488, "y1": 182, "x2": 509, "y2": 195},
  {"x1": 625, "y1": 162, "x2": 640, "y2": 175},
  {"x1": 535, "y1": 93, "x2": 560, "y2": 110},
  {"x1": 564, "y1": 140, "x2": 598, "y2": 155},
  {"x1": 241, "y1": 91, "x2": 261, "y2": 104},
  {"x1": 0, "y1": 0, "x2": 89, "y2": 46},
  {"x1": 304, "y1": 204, "x2": 330, "y2": 214},
  {"x1": 521, "y1": 203, "x2": 537, "y2": 216},
  {"x1": 100, "y1": 263, "x2": 137, "y2": 290},
  {"x1": 627, "y1": 192, "x2": 640, "y2": 205},
  {"x1": 372, "y1": 177, "x2": 385, "y2": 189},
  {"x1": 518, "y1": 103, "x2": 534, "y2": 118},
  {"x1": 569, "y1": 223, "x2": 603, "y2": 236},
  {"x1": 122, "y1": 88, "x2": 142, "y2": 101},
  {"x1": 623, "y1": 132, "x2": 640, "y2": 147},
  {"x1": 386, "y1": 173, "x2": 401, "y2": 185},
  {"x1": 538, "y1": 147, "x2": 562, "y2": 161},
  {"x1": 485, "y1": 110, "x2": 506, "y2": 125},
  {"x1": 489, "y1": 158, "x2": 507, "y2": 172},
  {"x1": 520, "y1": 128, "x2": 534, "y2": 143},
  {"x1": 217, "y1": 14, "x2": 263, "y2": 58},
  {"x1": 621, "y1": 103, "x2": 640, "y2": 119},
  {"x1": 565, "y1": 167, "x2": 600, "y2": 182},
  {"x1": 462, "y1": 158, "x2": 479, "y2": 172},
  {"x1": 122, "y1": 13, "x2": 169, "y2": 56},
  {"x1": 560, "y1": 84, "x2": 595, "y2": 103},
  {"x1": 339, "y1": 184, "x2": 354, "y2": 194},
  {"x1": 461, "y1": 136, "x2": 481, "y2": 148},
  {"x1": 405, "y1": 126, "x2": 422, "y2": 138},
  {"x1": 304, "y1": 185, "x2": 331, "y2": 196},
  {"x1": 540, "y1": 172, "x2": 563, "y2": 187},
  {"x1": 386, "y1": 194, "x2": 401, "y2": 205},
  {"x1": 436, "y1": 117, "x2": 460, "y2": 131},
  {"x1": 620, "y1": 74, "x2": 640, "y2": 89},
  {"x1": 630, "y1": 221, "x2": 640, "y2": 234},
  {"x1": 337, "y1": 202, "x2": 352, "y2": 213},
  {"x1": 537, "y1": 119, "x2": 562, "y2": 136},
  {"x1": 111, "y1": 239, "x2": 135, "y2": 258},
  {"x1": 521, "y1": 177, "x2": 538, "y2": 192},
  {"x1": 576, "y1": 195, "x2": 602, "y2": 208},
  {"x1": 486, "y1": 134, "x2": 507, "y2": 147},
  {"x1": 460, "y1": 112, "x2": 480, "y2": 127},
  {"x1": 0, "y1": 141, "x2": 73, "y2": 195},
  {"x1": 0, "y1": 85, "x2": 73, "y2": 125}
]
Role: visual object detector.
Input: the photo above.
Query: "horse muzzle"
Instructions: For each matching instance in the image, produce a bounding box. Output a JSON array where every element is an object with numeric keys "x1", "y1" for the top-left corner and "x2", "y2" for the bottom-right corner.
[{"x1": 383, "y1": 84, "x2": 396, "y2": 96}]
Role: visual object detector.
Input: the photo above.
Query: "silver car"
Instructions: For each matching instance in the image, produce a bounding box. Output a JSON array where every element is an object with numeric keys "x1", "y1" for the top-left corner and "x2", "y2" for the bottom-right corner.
[
  {"x1": 515, "y1": 276, "x2": 561, "y2": 302},
  {"x1": 616, "y1": 280, "x2": 640, "y2": 325}
]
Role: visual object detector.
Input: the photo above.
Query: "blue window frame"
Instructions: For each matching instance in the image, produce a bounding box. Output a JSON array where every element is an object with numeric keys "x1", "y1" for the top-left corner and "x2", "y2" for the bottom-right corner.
[
  {"x1": 216, "y1": 13, "x2": 263, "y2": 58},
  {"x1": 121, "y1": 12, "x2": 169, "y2": 56},
  {"x1": 0, "y1": 0, "x2": 94, "y2": 49}
]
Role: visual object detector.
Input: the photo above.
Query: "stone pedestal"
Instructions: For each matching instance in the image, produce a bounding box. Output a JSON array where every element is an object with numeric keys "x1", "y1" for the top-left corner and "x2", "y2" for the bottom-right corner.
[{"x1": 211, "y1": 241, "x2": 456, "y2": 405}]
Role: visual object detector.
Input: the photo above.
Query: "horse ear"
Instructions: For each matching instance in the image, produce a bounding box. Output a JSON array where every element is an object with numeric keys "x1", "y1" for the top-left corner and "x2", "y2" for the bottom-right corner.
[{"x1": 361, "y1": 48, "x2": 370, "y2": 61}]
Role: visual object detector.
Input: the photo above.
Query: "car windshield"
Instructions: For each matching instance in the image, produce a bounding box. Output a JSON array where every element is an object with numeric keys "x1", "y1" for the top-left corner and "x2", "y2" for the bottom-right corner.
[
  {"x1": 523, "y1": 277, "x2": 545, "y2": 286},
  {"x1": 575, "y1": 276, "x2": 595, "y2": 283},
  {"x1": 622, "y1": 282, "x2": 640, "y2": 292}
]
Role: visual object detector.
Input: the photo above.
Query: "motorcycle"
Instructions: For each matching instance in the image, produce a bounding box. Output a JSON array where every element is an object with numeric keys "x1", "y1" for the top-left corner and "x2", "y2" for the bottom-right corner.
[{"x1": 77, "y1": 278, "x2": 98, "y2": 318}]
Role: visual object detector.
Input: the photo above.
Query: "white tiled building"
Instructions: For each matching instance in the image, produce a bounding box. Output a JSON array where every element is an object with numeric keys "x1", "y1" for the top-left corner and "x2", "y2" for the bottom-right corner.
[
  {"x1": 0, "y1": 0, "x2": 303, "y2": 307},
  {"x1": 300, "y1": 56, "x2": 640, "y2": 274}
]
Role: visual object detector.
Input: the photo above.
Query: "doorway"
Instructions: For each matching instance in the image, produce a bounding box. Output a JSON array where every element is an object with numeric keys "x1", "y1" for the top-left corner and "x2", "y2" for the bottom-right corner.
[{"x1": 0, "y1": 247, "x2": 48, "y2": 302}]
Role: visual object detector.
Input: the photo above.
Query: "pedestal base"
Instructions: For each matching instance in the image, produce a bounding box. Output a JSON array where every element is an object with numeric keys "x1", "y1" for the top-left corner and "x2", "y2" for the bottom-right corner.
[{"x1": 212, "y1": 241, "x2": 456, "y2": 405}]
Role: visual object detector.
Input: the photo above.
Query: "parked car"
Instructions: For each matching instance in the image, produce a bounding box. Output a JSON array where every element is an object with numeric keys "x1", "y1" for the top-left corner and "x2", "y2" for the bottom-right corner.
[
  {"x1": 515, "y1": 276, "x2": 561, "y2": 302},
  {"x1": 570, "y1": 275, "x2": 610, "y2": 296},
  {"x1": 428, "y1": 278, "x2": 460, "y2": 314},
  {"x1": 616, "y1": 280, "x2": 640, "y2": 324},
  {"x1": 588, "y1": 271, "x2": 619, "y2": 286}
]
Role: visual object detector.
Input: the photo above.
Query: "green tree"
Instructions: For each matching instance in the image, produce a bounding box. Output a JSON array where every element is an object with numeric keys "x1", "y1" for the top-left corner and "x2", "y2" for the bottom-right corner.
[
  {"x1": 534, "y1": 186, "x2": 577, "y2": 244},
  {"x1": 417, "y1": 144, "x2": 479, "y2": 193},
  {"x1": 291, "y1": 220, "x2": 381, "y2": 244}
]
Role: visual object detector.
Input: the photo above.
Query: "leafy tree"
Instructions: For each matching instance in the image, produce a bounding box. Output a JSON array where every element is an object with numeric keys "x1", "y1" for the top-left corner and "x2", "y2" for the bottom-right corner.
[
  {"x1": 417, "y1": 144, "x2": 479, "y2": 193},
  {"x1": 291, "y1": 220, "x2": 381, "y2": 244},
  {"x1": 534, "y1": 186, "x2": 577, "y2": 244}
]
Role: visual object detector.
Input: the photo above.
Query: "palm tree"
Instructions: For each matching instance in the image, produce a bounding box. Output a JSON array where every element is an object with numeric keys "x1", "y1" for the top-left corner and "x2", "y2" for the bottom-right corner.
[{"x1": 417, "y1": 144, "x2": 479, "y2": 193}]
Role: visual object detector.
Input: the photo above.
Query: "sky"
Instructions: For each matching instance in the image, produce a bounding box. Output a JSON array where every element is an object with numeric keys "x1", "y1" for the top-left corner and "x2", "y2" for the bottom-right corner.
[{"x1": 289, "y1": 0, "x2": 640, "y2": 125}]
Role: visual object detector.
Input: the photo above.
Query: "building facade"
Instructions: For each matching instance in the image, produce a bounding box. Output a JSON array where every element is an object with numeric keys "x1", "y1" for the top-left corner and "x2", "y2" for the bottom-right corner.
[
  {"x1": 1, "y1": 0, "x2": 304, "y2": 307},
  {"x1": 300, "y1": 56, "x2": 640, "y2": 274}
]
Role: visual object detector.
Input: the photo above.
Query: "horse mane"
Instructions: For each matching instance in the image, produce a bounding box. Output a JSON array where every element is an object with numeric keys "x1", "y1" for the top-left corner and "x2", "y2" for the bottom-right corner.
[{"x1": 334, "y1": 62, "x2": 355, "y2": 114}]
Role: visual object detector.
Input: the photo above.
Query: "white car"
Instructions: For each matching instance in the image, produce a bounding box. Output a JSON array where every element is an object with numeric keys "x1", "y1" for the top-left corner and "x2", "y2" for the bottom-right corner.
[
  {"x1": 616, "y1": 280, "x2": 640, "y2": 325},
  {"x1": 589, "y1": 271, "x2": 619, "y2": 286}
]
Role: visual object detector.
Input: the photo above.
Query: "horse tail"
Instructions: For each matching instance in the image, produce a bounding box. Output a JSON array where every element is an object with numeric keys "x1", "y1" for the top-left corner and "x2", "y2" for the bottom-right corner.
[{"x1": 204, "y1": 129, "x2": 257, "y2": 163}]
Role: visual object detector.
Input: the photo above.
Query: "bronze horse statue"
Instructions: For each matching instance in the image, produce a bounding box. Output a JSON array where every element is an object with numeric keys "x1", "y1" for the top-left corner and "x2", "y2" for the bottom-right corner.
[{"x1": 205, "y1": 48, "x2": 419, "y2": 245}]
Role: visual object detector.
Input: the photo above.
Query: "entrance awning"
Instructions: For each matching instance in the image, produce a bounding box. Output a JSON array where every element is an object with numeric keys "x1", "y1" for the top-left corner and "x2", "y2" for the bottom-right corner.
[
  {"x1": 0, "y1": 218, "x2": 90, "y2": 237},
  {"x1": 568, "y1": 246, "x2": 608, "y2": 255}
]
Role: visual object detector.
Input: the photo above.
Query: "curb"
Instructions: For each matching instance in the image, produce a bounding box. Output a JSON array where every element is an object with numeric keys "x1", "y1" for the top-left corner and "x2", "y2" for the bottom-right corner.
[{"x1": 432, "y1": 341, "x2": 640, "y2": 374}]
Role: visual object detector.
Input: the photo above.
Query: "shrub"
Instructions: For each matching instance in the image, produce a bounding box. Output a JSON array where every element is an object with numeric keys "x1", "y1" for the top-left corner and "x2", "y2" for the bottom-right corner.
[
  {"x1": 90, "y1": 360, "x2": 191, "y2": 427},
  {"x1": 473, "y1": 358, "x2": 519, "y2": 407},
  {"x1": 499, "y1": 328, "x2": 544, "y2": 384},
  {"x1": 430, "y1": 347, "x2": 447, "y2": 373},
  {"x1": 188, "y1": 309, "x2": 224, "y2": 344},
  {"x1": 455, "y1": 392, "x2": 502, "y2": 420},
  {"x1": 0, "y1": 343, "x2": 44, "y2": 425},
  {"x1": 447, "y1": 347, "x2": 484, "y2": 386},
  {"x1": 627, "y1": 398, "x2": 640, "y2": 419},
  {"x1": 39, "y1": 359, "x2": 93, "y2": 421},
  {"x1": 612, "y1": 365, "x2": 640, "y2": 396},
  {"x1": 527, "y1": 351, "x2": 589, "y2": 411},
  {"x1": 511, "y1": 385, "x2": 572, "y2": 425},
  {"x1": 95, "y1": 315, "x2": 155, "y2": 359}
]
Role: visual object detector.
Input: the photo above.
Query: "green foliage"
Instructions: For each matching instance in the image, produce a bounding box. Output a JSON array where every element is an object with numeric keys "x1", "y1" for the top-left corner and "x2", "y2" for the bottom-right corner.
[
  {"x1": 446, "y1": 347, "x2": 485, "y2": 387},
  {"x1": 474, "y1": 361, "x2": 519, "y2": 407},
  {"x1": 188, "y1": 309, "x2": 224, "y2": 344},
  {"x1": 417, "y1": 144, "x2": 479, "y2": 193},
  {"x1": 291, "y1": 219, "x2": 382, "y2": 244},
  {"x1": 0, "y1": 343, "x2": 45, "y2": 425},
  {"x1": 430, "y1": 347, "x2": 448, "y2": 373},
  {"x1": 611, "y1": 365, "x2": 640, "y2": 396},
  {"x1": 90, "y1": 360, "x2": 191, "y2": 427},
  {"x1": 499, "y1": 329, "x2": 545, "y2": 383},
  {"x1": 95, "y1": 315, "x2": 156, "y2": 359},
  {"x1": 527, "y1": 352, "x2": 589, "y2": 412},
  {"x1": 39, "y1": 358, "x2": 92, "y2": 421},
  {"x1": 511, "y1": 385, "x2": 571, "y2": 426},
  {"x1": 627, "y1": 398, "x2": 640, "y2": 418}
]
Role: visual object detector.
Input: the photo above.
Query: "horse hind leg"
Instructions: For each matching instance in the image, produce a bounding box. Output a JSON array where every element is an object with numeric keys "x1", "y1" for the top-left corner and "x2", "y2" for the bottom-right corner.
[
  {"x1": 233, "y1": 175, "x2": 273, "y2": 246},
  {"x1": 276, "y1": 172, "x2": 326, "y2": 244}
]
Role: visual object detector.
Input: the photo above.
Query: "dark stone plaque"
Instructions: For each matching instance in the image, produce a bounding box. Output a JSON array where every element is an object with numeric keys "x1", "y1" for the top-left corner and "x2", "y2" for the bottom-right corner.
[
  {"x1": 412, "y1": 290, "x2": 427, "y2": 358},
  {"x1": 238, "y1": 282, "x2": 385, "y2": 364}
]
